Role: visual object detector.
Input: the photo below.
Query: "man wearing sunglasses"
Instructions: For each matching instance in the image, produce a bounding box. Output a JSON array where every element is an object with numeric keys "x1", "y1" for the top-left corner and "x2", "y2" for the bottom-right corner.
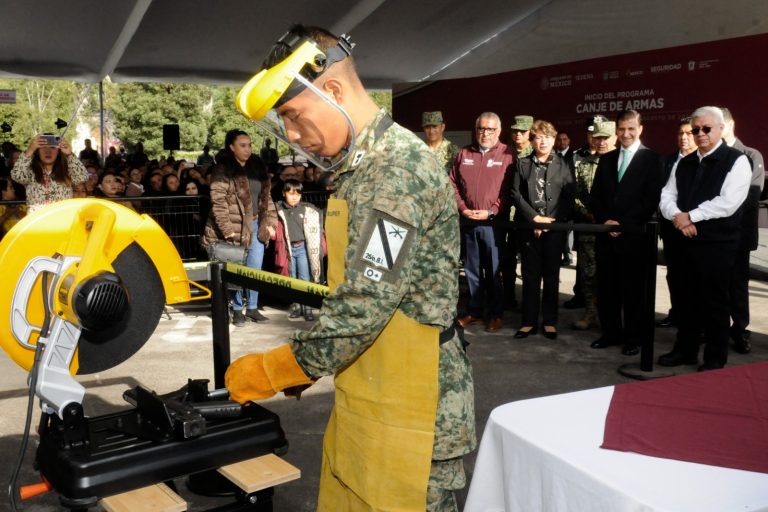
[{"x1": 658, "y1": 106, "x2": 751, "y2": 371}]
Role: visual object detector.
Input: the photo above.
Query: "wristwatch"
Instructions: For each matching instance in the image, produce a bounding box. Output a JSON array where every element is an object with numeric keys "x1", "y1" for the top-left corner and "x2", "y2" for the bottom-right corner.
[{"x1": 487, "y1": 210, "x2": 495, "y2": 220}]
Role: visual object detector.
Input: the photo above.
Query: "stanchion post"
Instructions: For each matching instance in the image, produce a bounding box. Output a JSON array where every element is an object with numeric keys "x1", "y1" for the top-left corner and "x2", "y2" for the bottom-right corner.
[
  {"x1": 640, "y1": 222, "x2": 659, "y2": 372},
  {"x1": 210, "y1": 261, "x2": 231, "y2": 389}
]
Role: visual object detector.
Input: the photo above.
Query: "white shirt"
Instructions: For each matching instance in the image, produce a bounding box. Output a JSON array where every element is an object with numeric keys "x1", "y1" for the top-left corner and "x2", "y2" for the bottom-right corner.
[
  {"x1": 659, "y1": 140, "x2": 751, "y2": 223},
  {"x1": 617, "y1": 139, "x2": 642, "y2": 171}
]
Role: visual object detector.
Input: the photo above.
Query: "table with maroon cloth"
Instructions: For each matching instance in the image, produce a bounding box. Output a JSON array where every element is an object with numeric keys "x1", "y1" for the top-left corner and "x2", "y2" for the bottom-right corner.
[{"x1": 464, "y1": 363, "x2": 768, "y2": 512}]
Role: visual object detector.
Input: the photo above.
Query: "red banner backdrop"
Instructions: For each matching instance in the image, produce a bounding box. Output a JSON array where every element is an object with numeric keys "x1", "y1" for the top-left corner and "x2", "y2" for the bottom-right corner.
[{"x1": 393, "y1": 33, "x2": 768, "y2": 156}]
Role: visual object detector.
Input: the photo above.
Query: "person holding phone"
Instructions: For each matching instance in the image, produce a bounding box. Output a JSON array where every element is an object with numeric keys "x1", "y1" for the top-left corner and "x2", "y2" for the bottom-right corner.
[{"x1": 11, "y1": 134, "x2": 88, "y2": 212}]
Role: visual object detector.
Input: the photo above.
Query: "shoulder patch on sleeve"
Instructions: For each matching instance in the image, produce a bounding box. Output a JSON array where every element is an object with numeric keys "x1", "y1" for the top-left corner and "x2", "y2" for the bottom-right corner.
[{"x1": 351, "y1": 209, "x2": 416, "y2": 283}]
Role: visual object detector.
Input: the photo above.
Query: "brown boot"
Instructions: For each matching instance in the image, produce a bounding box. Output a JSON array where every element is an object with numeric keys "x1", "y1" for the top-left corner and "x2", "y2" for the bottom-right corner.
[{"x1": 572, "y1": 312, "x2": 599, "y2": 330}]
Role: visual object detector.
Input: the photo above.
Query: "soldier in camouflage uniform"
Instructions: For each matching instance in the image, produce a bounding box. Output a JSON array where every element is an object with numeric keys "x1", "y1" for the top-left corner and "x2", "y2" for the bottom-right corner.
[
  {"x1": 422, "y1": 111, "x2": 459, "y2": 173},
  {"x1": 502, "y1": 114, "x2": 534, "y2": 307},
  {"x1": 510, "y1": 115, "x2": 534, "y2": 159},
  {"x1": 226, "y1": 25, "x2": 475, "y2": 512},
  {"x1": 572, "y1": 121, "x2": 616, "y2": 330}
]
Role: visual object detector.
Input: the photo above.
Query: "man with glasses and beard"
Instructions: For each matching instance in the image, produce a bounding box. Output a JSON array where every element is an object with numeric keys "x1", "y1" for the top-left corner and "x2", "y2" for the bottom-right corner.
[
  {"x1": 658, "y1": 106, "x2": 751, "y2": 371},
  {"x1": 450, "y1": 112, "x2": 515, "y2": 332}
]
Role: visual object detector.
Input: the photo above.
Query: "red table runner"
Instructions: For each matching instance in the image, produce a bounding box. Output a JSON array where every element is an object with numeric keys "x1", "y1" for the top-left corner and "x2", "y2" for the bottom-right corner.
[{"x1": 602, "y1": 362, "x2": 768, "y2": 473}]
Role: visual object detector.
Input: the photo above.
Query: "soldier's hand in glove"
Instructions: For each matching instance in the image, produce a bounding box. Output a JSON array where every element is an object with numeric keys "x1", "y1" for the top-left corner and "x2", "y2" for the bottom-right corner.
[{"x1": 225, "y1": 344, "x2": 313, "y2": 403}]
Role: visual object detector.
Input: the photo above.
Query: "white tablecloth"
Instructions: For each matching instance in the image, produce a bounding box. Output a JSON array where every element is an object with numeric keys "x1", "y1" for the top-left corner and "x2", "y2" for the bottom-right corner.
[{"x1": 464, "y1": 386, "x2": 768, "y2": 512}]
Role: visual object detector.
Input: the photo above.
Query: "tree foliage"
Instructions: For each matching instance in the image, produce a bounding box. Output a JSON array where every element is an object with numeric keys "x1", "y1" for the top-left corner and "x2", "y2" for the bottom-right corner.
[
  {"x1": 0, "y1": 77, "x2": 393, "y2": 159},
  {"x1": 208, "y1": 86, "x2": 268, "y2": 149},
  {"x1": 111, "y1": 82, "x2": 212, "y2": 155},
  {"x1": 0, "y1": 79, "x2": 88, "y2": 147}
]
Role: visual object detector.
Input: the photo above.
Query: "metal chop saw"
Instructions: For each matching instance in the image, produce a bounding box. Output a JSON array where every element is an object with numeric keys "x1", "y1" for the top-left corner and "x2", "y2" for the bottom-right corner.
[{"x1": 1, "y1": 199, "x2": 288, "y2": 510}]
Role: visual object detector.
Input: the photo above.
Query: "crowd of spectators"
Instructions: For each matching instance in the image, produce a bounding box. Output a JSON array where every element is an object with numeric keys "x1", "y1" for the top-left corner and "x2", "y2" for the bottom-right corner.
[{"x1": 0, "y1": 135, "x2": 335, "y2": 239}]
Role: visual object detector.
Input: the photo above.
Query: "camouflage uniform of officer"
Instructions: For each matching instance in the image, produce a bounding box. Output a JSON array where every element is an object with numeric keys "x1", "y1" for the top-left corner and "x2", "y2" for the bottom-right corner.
[
  {"x1": 572, "y1": 121, "x2": 615, "y2": 329},
  {"x1": 432, "y1": 138, "x2": 459, "y2": 173},
  {"x1": 291, "y1": 107, "x2": 476, "y2": 510},
  {"x1": 422, "y1": 111, "x2": 459, "y2": 173}
]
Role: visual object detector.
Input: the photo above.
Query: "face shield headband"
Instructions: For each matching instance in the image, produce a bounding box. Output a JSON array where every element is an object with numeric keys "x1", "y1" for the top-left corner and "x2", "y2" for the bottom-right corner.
[{"x1": 236, "y1": 35, "x2": 356, "y2": 172}]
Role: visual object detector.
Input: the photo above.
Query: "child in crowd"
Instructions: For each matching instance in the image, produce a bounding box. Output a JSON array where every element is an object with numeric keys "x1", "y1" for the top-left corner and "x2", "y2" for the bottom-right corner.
[{"x1": 274, "y1": 179, "x2": 325, "y2": 321}]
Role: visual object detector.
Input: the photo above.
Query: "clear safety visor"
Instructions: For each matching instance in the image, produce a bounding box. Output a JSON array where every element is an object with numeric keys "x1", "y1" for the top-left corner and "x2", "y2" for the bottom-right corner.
[{"x1": 249, "y1": 72, "x2": 356, "y2": 173}]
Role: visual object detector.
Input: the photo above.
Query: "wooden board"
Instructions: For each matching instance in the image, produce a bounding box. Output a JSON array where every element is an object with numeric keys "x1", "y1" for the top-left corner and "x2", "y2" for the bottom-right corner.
[
  {"x1": 218, "y1": 454, "x2": 301, "y2": 493},
  {"x1": 101, "y1": 482, "x2": 186, "y2": 512}
]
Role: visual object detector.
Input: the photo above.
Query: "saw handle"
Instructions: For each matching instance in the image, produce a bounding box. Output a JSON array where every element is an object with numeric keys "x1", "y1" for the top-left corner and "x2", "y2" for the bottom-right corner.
[{"x1": 19, "y1": 477, "x2": 52, "y2": 500}]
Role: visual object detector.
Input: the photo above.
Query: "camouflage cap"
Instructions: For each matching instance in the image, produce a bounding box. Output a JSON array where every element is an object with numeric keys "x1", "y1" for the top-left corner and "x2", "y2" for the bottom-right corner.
[
  {"x1": 592, "y1": 121, "x2": 616, "y2": 138},
  {"x1": 586, "y1": 114, "x2": 609, "y2": 131},
  {"x1": 422, "y1": 111, "x2": 444, "y2": 126},
  {"x1": 510, "y1": 115, "x2": 533, "y2": 131}
]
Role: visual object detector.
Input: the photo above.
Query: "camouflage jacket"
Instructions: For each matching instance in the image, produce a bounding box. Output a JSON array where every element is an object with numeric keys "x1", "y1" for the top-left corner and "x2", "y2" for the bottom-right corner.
[
  {"x1": 291, "y1": 108, "x2": 476, "y2": 459},
  {"x1": 574, "y1": 153, "x2": 599, "y2": 221},
  {"x1": 517, "y1": 145, "x2": 533, "y2": 159},
  {"x1": 429, "y1": 138, "x2": 459, "y2": 174}
]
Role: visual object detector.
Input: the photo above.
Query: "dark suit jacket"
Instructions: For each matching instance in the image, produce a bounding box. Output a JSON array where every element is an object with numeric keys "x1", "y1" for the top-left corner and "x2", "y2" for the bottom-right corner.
[
  {"x1": 512, "y1": 152, "x2": 575, "y2": 223},
  {"x1": 659, "y1": 152, "x2": 680, "y2": 240},
  {"x1": 590, "y1": 144, "x2": 664, "y2": 228},
  {"x1": 733, "y1": 138, "x2": 764, "y2": 250}
]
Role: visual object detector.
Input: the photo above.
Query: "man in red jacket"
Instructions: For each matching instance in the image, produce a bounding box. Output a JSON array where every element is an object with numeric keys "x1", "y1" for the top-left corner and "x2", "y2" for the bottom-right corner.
[{"x1": 450, "y1": 112, "x2": 515, "y2": 332}]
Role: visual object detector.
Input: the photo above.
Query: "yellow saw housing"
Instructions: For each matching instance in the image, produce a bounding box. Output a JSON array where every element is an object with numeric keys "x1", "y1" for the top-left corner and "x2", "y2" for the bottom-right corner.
[{"x1": 0, "y1": 199, "x2": 197, "y2": 373}]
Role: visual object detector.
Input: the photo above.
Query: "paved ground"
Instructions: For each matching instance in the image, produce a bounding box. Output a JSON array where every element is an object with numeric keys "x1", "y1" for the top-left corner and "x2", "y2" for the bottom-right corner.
[{"x1": 2, "y1": 252, "x2": 768, "y2": 511}]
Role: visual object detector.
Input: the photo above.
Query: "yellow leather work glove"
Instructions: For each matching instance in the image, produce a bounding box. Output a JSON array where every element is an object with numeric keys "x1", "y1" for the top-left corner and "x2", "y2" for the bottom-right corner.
[{"x1": 225, "y1": 344, "x2": 313, "y2": 404}]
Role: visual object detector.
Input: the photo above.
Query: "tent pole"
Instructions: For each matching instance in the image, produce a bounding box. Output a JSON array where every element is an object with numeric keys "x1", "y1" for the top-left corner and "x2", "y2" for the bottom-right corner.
[{"x1": 99, "y1": 81, "x2": 105, "y2": 162}]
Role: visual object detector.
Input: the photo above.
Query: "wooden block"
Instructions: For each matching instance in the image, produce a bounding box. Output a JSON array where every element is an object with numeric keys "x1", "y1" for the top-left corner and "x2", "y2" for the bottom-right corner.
[
  {"x1": 218, "y1": 453, "x2": 301, "y2": 493},
  {"x1": 101, "y1": 483, "x2": 186, "y2": 512}
]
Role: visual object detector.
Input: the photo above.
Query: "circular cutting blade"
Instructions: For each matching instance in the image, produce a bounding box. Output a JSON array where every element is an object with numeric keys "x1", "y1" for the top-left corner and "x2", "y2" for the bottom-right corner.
[{"x1": 76, "y1": 241, "x2": 164, "y2": 374}]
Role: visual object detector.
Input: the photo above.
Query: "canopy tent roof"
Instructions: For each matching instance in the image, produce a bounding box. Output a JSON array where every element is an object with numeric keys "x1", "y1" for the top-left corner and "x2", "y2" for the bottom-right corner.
[{"x1": 2, "y1": 0, "x2": 767, "y2": 89}]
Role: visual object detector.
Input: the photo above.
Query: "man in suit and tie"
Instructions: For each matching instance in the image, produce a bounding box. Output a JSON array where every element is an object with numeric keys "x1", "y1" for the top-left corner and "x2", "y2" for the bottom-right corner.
[
  {"x1": 658, "y1": 106, "x2": 751, "y2": 371},
  {"x1": 589, "y1": 110, "x2": 664, "y2": 355},
  {"x1": 721, "y1": 107, "x2": 764, "y2": 354}
]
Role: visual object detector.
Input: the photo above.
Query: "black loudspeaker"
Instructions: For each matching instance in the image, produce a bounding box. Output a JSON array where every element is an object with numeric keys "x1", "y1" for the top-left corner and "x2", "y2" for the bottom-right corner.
[{"x1": 163, "y1": 124, "x2": 180, "y2": 151}]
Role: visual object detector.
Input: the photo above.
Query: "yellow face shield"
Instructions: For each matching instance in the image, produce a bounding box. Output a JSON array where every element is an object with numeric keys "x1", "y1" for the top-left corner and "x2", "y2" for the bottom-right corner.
[
  {"x1": 236, "y1": 40, "x2": 327, "y2": 121},
  {"x1": 235, "y1": 35, "x2": 357, "y2": 173}
]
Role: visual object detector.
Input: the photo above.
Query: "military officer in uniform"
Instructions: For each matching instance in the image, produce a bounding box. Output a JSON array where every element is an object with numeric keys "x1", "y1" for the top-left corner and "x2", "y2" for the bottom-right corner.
[
  {"x1": 422, "y1": 110, "x2": 459, "y2": 173},
  {"x1": 225, "y1": 25, "x2": 475, "y2": 511},
  {"x1": 572, "y1": 121, "x2": 616, "y2": 330}
]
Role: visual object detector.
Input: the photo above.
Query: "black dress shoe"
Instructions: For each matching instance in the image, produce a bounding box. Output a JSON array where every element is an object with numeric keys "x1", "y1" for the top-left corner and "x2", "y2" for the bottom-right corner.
[
  {"x1": 590, "y1": 337, "x2": 620, "y2": 349},
  {"x1": 655, "y1": 316, "x2": 676, "y2": 328},
  {"x1": 514, "y1": 327, "x2": 537, "y2": 339},
  {"x1": 731, "y1": 330, "x2": 752, "y2": 354},
  {"x1": 563, "y1": 296, "x2": 585, "y2": 309},
  {"x1": 543, "y1": 326, "x2": 558, "y2": 340},
  {"x1": 698, "y1": 362, "x2": 724, "y2": 372},
  {"x1": 657, "y1": 351, "x2": 698, "y2": 367},
  {"x1": 621, "y1": 344, "x2": 640, "y2": 356}
]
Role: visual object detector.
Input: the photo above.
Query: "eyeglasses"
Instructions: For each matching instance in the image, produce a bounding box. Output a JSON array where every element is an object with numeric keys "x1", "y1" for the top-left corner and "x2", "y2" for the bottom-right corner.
[
  {"x1": 476, "y1": 127, "x2": 498, "y2": 134},
  {"x1": 691, "y1": 126, "x2": 713, "y2": 135}
]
